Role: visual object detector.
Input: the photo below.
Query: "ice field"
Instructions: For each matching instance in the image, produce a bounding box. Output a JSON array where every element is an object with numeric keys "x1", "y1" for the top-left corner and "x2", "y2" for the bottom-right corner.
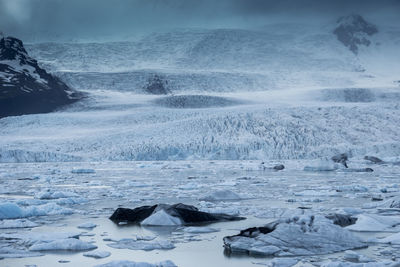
[{"x1": 1, "y1": 16, "x2": 400, "y2": 267}]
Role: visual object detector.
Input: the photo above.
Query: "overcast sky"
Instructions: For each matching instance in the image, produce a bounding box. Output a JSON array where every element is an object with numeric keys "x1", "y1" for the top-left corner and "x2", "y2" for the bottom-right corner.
[{"x1": 1, "y1": 0, "x2": 399, "y2": 41}]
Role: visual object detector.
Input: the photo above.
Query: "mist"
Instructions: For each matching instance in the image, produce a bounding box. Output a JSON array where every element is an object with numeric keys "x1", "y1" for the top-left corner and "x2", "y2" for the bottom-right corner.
[{"x1": 1, "y1": 0, "x2": 400, "y2": 41}]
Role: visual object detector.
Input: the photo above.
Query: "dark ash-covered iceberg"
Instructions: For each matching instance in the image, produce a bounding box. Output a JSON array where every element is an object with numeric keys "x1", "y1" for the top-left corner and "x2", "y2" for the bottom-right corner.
[
  {"x1": 109, "y1": 203, "x2": 245, "y2": 226},
  {"x1": 223, "y1": 215, "x2": 365, "y2": 256}
]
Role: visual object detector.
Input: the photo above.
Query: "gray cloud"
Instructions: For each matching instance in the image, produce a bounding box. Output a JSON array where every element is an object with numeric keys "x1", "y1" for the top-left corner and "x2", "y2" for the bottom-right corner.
[{"x1": 1, "y1": 0, "x2": 399, "y2": 42}]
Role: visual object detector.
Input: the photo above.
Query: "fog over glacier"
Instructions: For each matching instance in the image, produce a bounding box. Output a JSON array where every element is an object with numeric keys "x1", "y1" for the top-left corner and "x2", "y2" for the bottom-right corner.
[
  {"x1": 1, "y1": 0, "x2": 399, "y2": 41},
  {"x1": 1, "y1": 1, "x2": 400, "y2": 267}
]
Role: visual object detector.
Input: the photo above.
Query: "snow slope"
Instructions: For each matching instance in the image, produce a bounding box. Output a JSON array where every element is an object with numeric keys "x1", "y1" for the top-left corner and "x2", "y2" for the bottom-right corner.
[{"x1": 25, "y1": 21, "x2": 400, "y2": 92}]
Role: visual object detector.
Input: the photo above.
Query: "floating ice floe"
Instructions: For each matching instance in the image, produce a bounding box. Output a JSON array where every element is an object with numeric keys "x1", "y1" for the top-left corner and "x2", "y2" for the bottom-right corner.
[
  {"x1": 35, "y1": 189, "x2": 79, "y2": 199},
  {"x1": 376, "y1": 232, "x2": 400, "y2": 245},
  {"x1": 183, "y1": 226, "x2": 219, "y2": 233},
  {"x1": 0, "y1": 202, "x2": 73, "y2": 219},
  {"x1": 346, "y1": 214, "x2": 400, "y2": 232},
  {"x1": 223, "y1": 215, "x2": 365, "y2": 256},
  {"x1": 106, "y1": 238, "x2": 174, "y2": 251},
  {"x1": 253, "y1": 258, "x2": 299, "y2": 267},
  {"x1": 337, "y1": 185, "x2": 369, "y2": 193},
  {"x1": 294, "y1": 189, "x2": 339, "y2": 197},
  {"x1": 83, "y1": 250, "x2": 111, "y2": 259},
  {"x1": 95, "y1": 260, "x2": 177, "y2": 267},
  {"x1": 0, "y1": 231, "x2": 90, "y2": 254},
  {"x1": 109, "y1": 203, "x2": 244, "y2": 226},
  {"x1": 0, "y1": 231, "x2": 81, "y2": 245},
  {"x1": 56, "y1": 197, "x2": 87, "y2": 205},
  {"x1": 303, "y1": 159, "x2": 339, "y2": 171},
  {"x1": 0, "y1": 218, "x2": 38, "y2": 229},
  {"x1": 0, "y1": 248, "x2": 43, "y2": 259},
  {"x1": 77, "y1": 222, "x2": 97, "y2": 229},
  {"x1": 380, "y1": 196, "x2": 400, "y2": 209},
  {"x1": 198, "y1": 200, "x2": 242, "y2": 215},
  {"x1": 321, "y1": 260, "x2": 399, "y2": 267},
  {"x1": 131, "y1": 234, "x2": 156, "y2": 241},
  {"x1": 200, "y1": 190, "x2": 242, "y2": 201},
  {"x1": 0, "y1": 202, "x2": 26, "y2": 219},
  {"x1": 178, "y1": 182, "x2": 202, "y2": 190},
  {"x1": 29, "y1": 238, "x2": 97, "y2": 251},
  {"x1": 71, "y1": 168, "x2": 95, "y2": 174},
  {"x1": 343, "y1": 250, "x2": 373, "y2": 263}
]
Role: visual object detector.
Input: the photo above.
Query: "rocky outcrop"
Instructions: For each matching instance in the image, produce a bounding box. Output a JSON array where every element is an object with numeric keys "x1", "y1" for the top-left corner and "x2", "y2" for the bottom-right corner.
[
  {"x1": 0, "y1": 36, "x2": 80, "y2": 118},
  {"x1": 334, "y1": 14, "x2": 378, "y2": 54},
  {"x1": 143, "y1": 74, "x2": 170, "y2": 95}
]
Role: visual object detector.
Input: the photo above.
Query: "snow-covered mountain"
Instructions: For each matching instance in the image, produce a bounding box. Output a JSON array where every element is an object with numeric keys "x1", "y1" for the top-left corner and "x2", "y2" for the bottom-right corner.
[
  {"x1": 0, "y1": 36, "x2": 80, "y2": 118},
  {"x1": 25, "y1": 15, "x2": 400, "y2": 92}
]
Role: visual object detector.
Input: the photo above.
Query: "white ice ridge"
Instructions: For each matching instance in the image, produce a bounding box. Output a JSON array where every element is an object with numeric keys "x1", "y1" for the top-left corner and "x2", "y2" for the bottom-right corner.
[{"x1": 141, "y1": 209, "x2": 182, "y2": 226}]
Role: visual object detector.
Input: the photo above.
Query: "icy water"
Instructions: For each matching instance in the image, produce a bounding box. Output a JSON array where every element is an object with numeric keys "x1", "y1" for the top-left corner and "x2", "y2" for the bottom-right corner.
[{"x1": 1, "y1": 160, "x2": 400, "y2": 266}]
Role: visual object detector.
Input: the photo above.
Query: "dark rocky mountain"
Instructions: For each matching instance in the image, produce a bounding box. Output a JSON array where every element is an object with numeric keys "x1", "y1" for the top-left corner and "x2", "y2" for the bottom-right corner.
[
  {"x1": 0, "y1": 36, "x2": 80, "y2": 118},
  {"x1": 143, "y1": 74, "x2": 170, "y2": 95},
  {"x1": 334, "y1": 14, "x2": 378, "y2": 54}
]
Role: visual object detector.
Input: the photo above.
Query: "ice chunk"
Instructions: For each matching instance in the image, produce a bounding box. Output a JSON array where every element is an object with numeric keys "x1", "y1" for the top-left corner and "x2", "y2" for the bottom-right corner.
[
  {"x1": 183, "y1": 226, "x2": 219, "y2": 233},
  {"x1": 0, "y1": 202, "x2": 73, "y2": 219},
  {"x1": 24, "y1": 203, "x2": 74, "y2": 217},
  {"x1": 77, "y1": 222, "x2": 97, "y2": 229},
  {"x1": 29, "y1": 238, "x2": 97, "y2": 251},
  {"x1": 304, "y1": 159, "x2": 338, "y2": 172},
  {"x1": 337, "y1": 185, "x2": 369, "y2": 192},
  {"x1": 107, "y1": 238, "x2": 175, "y2": 251},
  {"x1": 0, "y1": 232, "x2": 81, "y2": 246},
  {"x1": 321, "y1": 261, "x2": 394, "y2": 267},
  {"x1": 254, "y1": 258, "x2": 298, "y2": 267},
  {"x1": 95, "y1": 260, "x2": 177, "y2": 267},
  {"x1": 224, "y1": 215, "x2": 365, "y2": 256},
  {"x1": 379, "y1": 196, "x2": 400, "y2": 209},
  {"x1": 200, "y1": 190, "x2": 241, "y2": 201},
  {"x1": 377, "y1": 232, "x2": 400, "y2": 245},
  {"x1": 35, "y1": 189, "x2": 79, "y2": 199},
  {"x1": 71, "y1": 168, "x2": 95, "y2": 174},
  {"x1": 346, "y1": 214, "x2": 400, "y2": 232},
  {"x1": 0, "y1": 248, "x2": 43, "y2": 258},
  {"x1": 0, "y1": 202, "x2": 25, "y2": 219},
  {"x1": 0, "y1": 218, "x2": 38, "y2": 229},
  {"x1": 141, "y1": 209, "x2": 182, "y2": 226},
  {"x1": 83, "y1": 250, "x2": 111, "y2": 259}
]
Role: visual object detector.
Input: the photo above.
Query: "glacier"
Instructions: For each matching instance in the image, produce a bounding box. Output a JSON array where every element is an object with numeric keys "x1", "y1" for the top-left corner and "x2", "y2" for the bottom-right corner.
[{"x1": 0, "y1": 21, "x2": 399, "y2": 162}]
